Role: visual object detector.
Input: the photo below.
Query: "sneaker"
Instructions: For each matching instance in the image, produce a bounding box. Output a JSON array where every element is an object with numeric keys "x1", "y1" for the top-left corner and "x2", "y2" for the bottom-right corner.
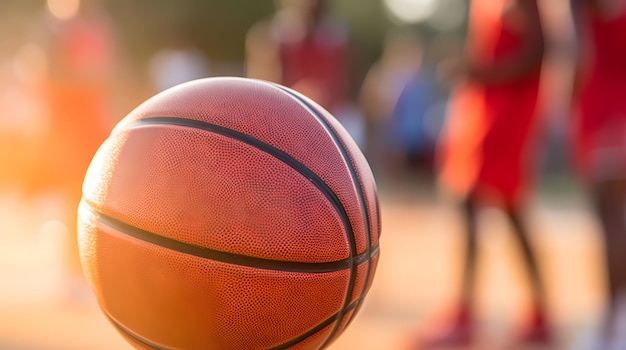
[
  {"x1": 410, "y1": 304, "x2": 473, "y2": 349},
  {"x1": 512, "y1": 304, "x2": 553, "y2": 347}
]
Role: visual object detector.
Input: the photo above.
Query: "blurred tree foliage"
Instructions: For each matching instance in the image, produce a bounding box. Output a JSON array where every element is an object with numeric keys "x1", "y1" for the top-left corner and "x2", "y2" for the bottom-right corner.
[
  {"x1": 0, "y1": 0, "x2": 465, "y2": 94},
  {"x1": 103, "y1": 0, "x2": 398, "y2": 88},
  {"x1": 105, "y1": 0, "x2": 275, "y2": 64}
]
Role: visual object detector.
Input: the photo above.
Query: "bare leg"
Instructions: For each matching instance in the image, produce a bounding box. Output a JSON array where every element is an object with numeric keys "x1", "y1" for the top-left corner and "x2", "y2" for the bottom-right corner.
[
  {"x1": 412, "y1": 196, "x2": 478, "y2": 349},
  {"x1": 503, "y1": 202, "x2": 551, "y2": 344},
  {"x1": 592, "y1": 180, "x2": 626, "y2": 342},
  {"x1": 503, "y1": 203, "x2": 547, "y2": 307},
  {"x1": 459, "y1": 195, "x2": 479, "y2": 310}
]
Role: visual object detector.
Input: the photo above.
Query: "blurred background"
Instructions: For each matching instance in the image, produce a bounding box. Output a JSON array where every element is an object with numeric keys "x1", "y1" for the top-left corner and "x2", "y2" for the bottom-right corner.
[{"x1": 0, "y1": 0, "x2": 607, "y2": 349}]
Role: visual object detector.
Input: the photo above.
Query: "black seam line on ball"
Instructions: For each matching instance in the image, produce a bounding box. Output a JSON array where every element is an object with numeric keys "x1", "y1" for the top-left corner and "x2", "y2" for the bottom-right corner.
[
  {"x1": 268, "y1": 292, "x2": 367, "y2": 350},
  {"x1": 271, "y1": 85, "x2": 370, "y2": 348},
  {"x1": 80, "y1": 200, "x2": 379, "y2": 273},
  {"x1": 125, "y1": 115, "x2": 355, "y2": 265},
  {"x1": 105, "y1": 313, "x2": 170, "y2": 350},
  {"x1": 278, "y1": 87, "x2": 375, "y2": 337},
  {"x1": 103, "y1": 290, "x2": 375, "y2": 350},
  {"x1": 121, "y1": 116, "x2": 357, "y2": 271},
  {"x1": 344, "y1": 190, "x2": 382, "y2": 331}
]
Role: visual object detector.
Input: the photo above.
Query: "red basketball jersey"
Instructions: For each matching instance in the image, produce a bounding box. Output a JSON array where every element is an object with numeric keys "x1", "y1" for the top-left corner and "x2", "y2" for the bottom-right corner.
[{"x1": 437, "y1": 0, "x2": 543, "y2": 204}]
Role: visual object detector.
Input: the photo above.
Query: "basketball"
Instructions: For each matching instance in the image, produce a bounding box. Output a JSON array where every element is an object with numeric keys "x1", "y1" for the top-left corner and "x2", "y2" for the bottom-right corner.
[{"x1": 77, "y1": 77, "x2": 381, "y2": 349}]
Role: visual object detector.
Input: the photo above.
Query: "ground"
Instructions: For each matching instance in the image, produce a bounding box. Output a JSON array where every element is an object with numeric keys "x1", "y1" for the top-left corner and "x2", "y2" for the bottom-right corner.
[{"x1": 0, "y1": 178, "x2": 607, "y2": 349}]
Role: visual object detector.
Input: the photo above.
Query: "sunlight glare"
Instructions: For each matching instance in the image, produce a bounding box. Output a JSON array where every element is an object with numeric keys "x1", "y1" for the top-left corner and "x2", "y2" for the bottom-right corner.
[
  {"x1": 47, "y1": 0, "x2": 80, "y2": 20},
  {"x1": 13, "y1": 43, "x2": 48, "y2": 84},
  {"x1": 383, "y1": 0, "x2": 437, "y2": 24}
]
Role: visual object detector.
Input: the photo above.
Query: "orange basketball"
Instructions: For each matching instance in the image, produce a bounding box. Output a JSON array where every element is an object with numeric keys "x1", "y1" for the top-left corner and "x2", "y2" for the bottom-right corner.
[{"x1": 78, "y1": 77, "x2": 380, "y2": 349}]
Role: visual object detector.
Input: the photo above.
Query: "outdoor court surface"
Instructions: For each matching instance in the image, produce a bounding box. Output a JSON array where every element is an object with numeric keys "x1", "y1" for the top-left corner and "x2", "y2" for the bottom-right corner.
[{"x1": 0, "y1": 179, "x2": 608, "y2": 349}]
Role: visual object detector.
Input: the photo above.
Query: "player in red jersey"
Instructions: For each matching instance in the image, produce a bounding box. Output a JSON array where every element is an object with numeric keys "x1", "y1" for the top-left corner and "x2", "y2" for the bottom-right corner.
[
  {"x1": 414, "y1": 0, "x2": 551, "y2": 347},
  {"x1": 245, "y1": 0, "x2": 349, "y2": 114},
  {"x1": 571, "y1": 0, "x2": 626, "y2": 347}
]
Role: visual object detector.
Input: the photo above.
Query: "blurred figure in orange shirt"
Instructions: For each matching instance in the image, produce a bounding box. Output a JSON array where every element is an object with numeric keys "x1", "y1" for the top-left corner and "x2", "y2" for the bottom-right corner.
[
  {"x1": 571, "y1": 0, "x2": 626, "y2": 348},
  {"x1": 413, "y1": 0, "x2": 550, "y2": 348},
  {"x1": 35, "y1": 0, "x2": 116, "y2": 296}
]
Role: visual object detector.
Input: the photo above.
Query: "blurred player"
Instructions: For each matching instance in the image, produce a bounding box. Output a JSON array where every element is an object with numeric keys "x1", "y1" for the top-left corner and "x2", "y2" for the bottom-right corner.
[
  {"x1": 36, "y1": 0, "x2": 115, "y2": 299},
  {"x1": 245, "y1": 0, "x2": 367, "y2": 149},
  {"x1": 359, "y1": 30, "x2": 437, "y2": 183},
  {"x1": 245, "y1": 0, "x2": 350, "y2": 118},
  {"x1": 147, "y1": 32, "x2": 211, "y2": 92},
  {"x1": 413, "y1": 0, "x2": 550, "y2": 347},
  {"x1": 571, "y1": 0, "x2": 626, "y2": 348}
]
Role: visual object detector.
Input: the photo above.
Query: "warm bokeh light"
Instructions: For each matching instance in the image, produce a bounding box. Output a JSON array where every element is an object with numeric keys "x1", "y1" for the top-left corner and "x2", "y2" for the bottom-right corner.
[
  {"x1": 47, "y1": 0, "x2": 80, "y2": 20},
  {"x1": 383, "y1": 0, "x2": 437, "y2": 24},
  {"x1": 38, "y1": 220, "x2": 70, "y2": 261},
  {"x1": 12, "y1": 43, "x2": 48, "y2": 84}
]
